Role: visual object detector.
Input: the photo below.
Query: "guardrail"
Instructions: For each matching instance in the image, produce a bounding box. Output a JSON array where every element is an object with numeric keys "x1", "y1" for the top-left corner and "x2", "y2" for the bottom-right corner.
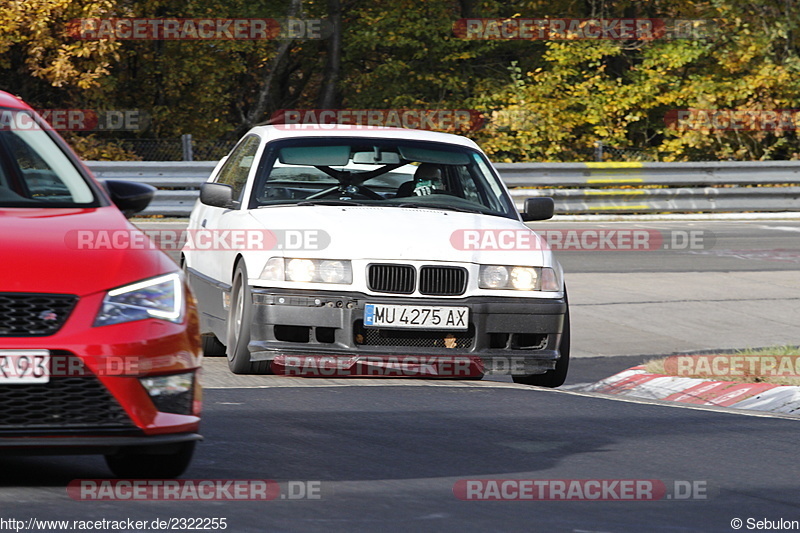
[
  {"x1": 86, "y1": 160, "x2": 800, "y2": 216},
  {"x1": 88, "y1": 162, "x2": 216, "y2": 216}
]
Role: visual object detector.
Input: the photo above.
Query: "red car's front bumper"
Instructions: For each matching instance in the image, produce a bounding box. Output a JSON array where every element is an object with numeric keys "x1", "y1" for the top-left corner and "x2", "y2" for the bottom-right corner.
[{"x1": 0, "y1": 286, "x2": 202, "y2": 452}]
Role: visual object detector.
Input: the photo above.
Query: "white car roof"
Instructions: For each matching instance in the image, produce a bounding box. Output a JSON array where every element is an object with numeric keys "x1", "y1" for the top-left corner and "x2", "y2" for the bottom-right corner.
[{"x1": 247, "y1": 124, "x2": 484, "y2": 152}]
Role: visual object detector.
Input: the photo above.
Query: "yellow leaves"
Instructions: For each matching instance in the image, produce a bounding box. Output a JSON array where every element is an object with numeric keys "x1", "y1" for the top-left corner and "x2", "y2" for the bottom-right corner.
[
  {"x1": 65, "y1": 133, "x2": 141, "y2": 161},
  {"x1": 0, "y1": 0, "x2": 121, "y2": 89}
]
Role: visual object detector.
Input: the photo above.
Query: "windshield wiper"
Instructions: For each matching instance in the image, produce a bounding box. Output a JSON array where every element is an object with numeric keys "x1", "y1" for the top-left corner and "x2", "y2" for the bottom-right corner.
[
  {"x1": 295, "y1": 200, "x2": 367, "y2": 207},
  {"x1": 395, "y1": 202, "x2": 485, "y2": 214}
]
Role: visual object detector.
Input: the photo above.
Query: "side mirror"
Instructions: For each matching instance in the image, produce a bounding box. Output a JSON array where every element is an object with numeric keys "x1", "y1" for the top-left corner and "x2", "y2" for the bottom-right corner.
[
  {"x1": 200, "y1": 182, "x2": 236, "y2": 209},
  {"x1": 103, "y1": 180, "x2": 155, "y2": 218},
  {"x1": 521, "y1": 197, "x2": 554, "y2": 221}
]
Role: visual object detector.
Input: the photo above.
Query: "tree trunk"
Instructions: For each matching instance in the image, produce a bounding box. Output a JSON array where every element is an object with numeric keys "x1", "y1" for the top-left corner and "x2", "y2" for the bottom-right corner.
[
  {"x1": 236, "y1": 0, "x2": 303, "y2": 136},
  {"x1": 317, "y1": 0, "x2": 342, "y2": 109}
]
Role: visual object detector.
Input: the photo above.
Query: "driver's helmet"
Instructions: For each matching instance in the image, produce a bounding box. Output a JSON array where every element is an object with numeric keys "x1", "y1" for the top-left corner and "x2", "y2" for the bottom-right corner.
[{"x1": 413, "y1": 163, "x2": 446, "y2": 194}]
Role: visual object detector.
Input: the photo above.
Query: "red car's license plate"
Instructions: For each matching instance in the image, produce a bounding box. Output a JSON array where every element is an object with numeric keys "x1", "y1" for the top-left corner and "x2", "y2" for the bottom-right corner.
[{"x1": 0, "y1": 350, "x2": 50, "y2": 383}]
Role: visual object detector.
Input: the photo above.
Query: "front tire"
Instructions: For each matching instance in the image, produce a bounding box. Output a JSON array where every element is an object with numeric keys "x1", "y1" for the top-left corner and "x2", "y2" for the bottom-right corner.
[
  {"x1": 201, "y1": 333, "x2": 226, "y2": 357},
  {"x1": 226, "y1": 261, "x2": 271, "y2": 374}
]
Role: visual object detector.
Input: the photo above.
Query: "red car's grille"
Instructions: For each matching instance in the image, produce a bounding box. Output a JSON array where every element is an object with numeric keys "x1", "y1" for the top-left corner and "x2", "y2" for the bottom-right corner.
[
  {"x1": 0, "y1": 354, "x2": 134, "y2": 430},
  {"x1": 0, "y1": 293, "x2": 77, "y2": 337}
]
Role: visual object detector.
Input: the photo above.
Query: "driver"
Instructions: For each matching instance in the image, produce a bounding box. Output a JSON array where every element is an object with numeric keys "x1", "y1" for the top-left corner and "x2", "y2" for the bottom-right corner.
[{"x1": 411, "y1": 163, "x2": 446, "y2": 196}]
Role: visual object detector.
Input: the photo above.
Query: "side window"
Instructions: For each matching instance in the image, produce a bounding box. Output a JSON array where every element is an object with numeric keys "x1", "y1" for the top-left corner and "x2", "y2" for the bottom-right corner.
[
  {"x1": 214, "y1": 135, "x2": 260, "y2": 201},
  {"x1": 453, "y1": 165, "x2": 483, "y2": 204},
  {"x1": 5, "y1": 133, "x2": 72, "y2": 200}
]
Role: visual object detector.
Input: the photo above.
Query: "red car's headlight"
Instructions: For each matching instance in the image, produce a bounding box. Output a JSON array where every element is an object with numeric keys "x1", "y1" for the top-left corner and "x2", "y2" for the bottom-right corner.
[{"x1": 94, "y1": 272, "x2": 185, "y2": 327}]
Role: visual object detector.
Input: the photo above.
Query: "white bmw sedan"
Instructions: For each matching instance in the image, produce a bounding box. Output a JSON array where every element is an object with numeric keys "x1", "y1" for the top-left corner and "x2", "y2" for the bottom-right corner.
[{"x1": 183, "y1": 125, "x2": 569, "y2": 386}]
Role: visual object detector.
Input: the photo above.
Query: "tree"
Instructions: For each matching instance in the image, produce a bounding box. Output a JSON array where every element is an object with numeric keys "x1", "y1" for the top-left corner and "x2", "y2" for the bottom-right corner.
[
  {"x1": 0, "y1": 0, "x2": 121, "y2": 100},
  {"x1": 4, "y1": 0, "x2": 800, "y2": 162},
  {"x1": 469, "y1": 0, "x2": 800, "y2": 161}
]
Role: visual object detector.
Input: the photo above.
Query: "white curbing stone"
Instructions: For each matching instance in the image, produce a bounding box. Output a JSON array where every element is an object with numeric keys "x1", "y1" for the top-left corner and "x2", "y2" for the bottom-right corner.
[
  {"x1": 731, "y1": 387, "x2": 800, "y2": 415},
  {"x1": 579, "y1": 369, "x2": 645, "y2": 392},
  {"x1": 623, "y1": 376, "x2": 701, "y2": 400}
]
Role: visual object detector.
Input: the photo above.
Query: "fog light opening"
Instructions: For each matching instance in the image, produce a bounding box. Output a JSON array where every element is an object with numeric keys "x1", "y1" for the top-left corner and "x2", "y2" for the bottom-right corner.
[
  {"x1": 139, "y1": 372, "x2": 195, "y2": 415},
  {"x1": 511, "y1": 333, "x2": 548, "y2": 350},
  {"x1": 315, "y1": 327, "x2": 336, "y2": 344},
  {"x1": 274, "y1": 325, "x2": 311, "y2": 343}
]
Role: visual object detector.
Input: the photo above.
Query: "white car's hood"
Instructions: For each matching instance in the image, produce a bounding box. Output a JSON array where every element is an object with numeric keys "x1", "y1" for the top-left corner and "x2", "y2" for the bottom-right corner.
[{"x1": 247, "y1": 205, "x2": 549, "y2": 265}]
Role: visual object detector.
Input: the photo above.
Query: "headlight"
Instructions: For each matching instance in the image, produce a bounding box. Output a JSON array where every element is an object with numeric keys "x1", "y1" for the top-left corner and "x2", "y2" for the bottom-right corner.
[
  {"x1": 479, "y1": 265, "x2": 560, "y2": 291},
  {"x1": 260, "y1": 258, "x2": 352, "y2": 284},
  {"x1": 510, "y1": 267, "x2": 538, "y2": 290},
  {"x1": 318, "y1": 260, "x2": 349, "y2": 283},
  {"x1": 139, "y1": 372, "x2": 194, "y2": 415},
  {"x1": 261, "y1": 257, "x2": 283, "y2": 280},
  {"x1": 479, "y1": 265, "x2": 509, "y2": 289},
  {"x1": 94, "y1": 273, "x2": 184, "y2": 327},
  {"x1": 286, "y1": 258, "x2": 315, "y2": 282}
]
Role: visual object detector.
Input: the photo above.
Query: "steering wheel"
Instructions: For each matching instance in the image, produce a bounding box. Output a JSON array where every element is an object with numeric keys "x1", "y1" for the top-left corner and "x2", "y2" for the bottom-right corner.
[{"x1": 317, "y1": 185, "x2": 383, "y2": 200}]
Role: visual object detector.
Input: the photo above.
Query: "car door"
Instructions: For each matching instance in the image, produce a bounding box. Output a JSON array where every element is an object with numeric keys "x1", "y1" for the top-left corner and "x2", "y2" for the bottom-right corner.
[{"x1": 188, "y1": 134, "x2": 263, "y2": 287}]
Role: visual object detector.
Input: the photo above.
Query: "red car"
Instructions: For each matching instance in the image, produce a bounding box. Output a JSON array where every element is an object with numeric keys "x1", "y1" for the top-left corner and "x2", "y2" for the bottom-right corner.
[{"x1": 0, "y1": 91, "x2": 202, "y2": 478}]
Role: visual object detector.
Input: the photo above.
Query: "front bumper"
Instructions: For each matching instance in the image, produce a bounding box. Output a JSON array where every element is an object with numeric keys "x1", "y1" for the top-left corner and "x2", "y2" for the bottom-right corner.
[
  {"x1": 248, "y1": 288, "x2": 567, "y2": 376},
  {"x1": 0, "y1": 432, "x2": 202, "y2": 455},
  {"x1": 0, "y1": 289, "x2": 202, "y2": 439}
]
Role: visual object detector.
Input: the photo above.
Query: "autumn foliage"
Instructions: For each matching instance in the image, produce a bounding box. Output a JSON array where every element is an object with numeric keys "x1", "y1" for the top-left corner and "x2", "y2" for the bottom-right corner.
[{"x1": 1, "y1": 0, "x2": 798, "y2": 161}]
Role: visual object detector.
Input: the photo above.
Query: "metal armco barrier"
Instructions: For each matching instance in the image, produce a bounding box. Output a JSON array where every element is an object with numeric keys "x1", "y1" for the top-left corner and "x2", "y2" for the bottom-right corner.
[
  {"x1": 86, "y1": 160, "x2": 800, "y2": 216},
  {"x1": 88, "y1": 161, "x2": 216, "y2": 216}
]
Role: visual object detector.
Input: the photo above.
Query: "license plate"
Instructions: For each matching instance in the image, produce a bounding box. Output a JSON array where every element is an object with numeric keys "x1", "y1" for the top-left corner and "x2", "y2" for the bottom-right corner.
[
  {"x1": 364, "y1": 304, "x2": 469, "y2": 329},
  {"x1": 0, "y1": 350, "x2": 50, "y2": 384}
]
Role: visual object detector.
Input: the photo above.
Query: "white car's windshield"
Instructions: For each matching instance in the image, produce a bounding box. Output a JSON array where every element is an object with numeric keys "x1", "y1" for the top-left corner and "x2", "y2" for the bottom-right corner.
[
  {"x1": 0, "y1": 109, "x2": 98, "y2": 208},
  {"x1": 250, "y1": 138, "x2": 517, "y2": 219}
]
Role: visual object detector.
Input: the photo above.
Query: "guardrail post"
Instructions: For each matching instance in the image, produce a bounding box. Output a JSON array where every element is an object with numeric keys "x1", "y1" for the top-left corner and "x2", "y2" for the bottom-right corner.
[
  {"x1": 181, "y1": 134, "x2": 193, "y2": 162},
  {"x1": 594, "y1": 140, "x2": 604, "y2": 162}
]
